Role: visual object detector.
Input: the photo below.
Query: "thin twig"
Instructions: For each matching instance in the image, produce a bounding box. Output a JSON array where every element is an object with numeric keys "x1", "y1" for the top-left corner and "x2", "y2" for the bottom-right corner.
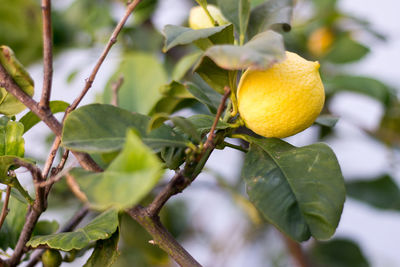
[
  {"x1": 42, "y1": 137, "x2": 61, "y2": 179},
  {"x1": 0, "y1": 63, "x2": 102, "y2": 173},
  {"x1": 45, "y1": 149, "x2": 70, "y2": 195},
  {"x1": 25, "y1": 206, "x2": 89, "y2": 267},
  {"x1": 39, "y1": 0, "x2": 53, "y2": 109},
  {"x1": 65, "y1": 0, "x2": 141, "y2": 114},
  {"x1": 0, "y1": 186, "x2": 11, "y2": 230},
  {"x1": 204, "y1": 86, "x2": 231, "y2": 149},
  {"x1": 111, "y1": 76, "x2": 124, "y2": 106},
  {"x1": 127, "y1": 206, "x2": 202, "y2": 267}
]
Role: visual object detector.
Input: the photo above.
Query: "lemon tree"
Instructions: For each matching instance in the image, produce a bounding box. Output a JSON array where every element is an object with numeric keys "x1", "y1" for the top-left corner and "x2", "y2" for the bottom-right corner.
[{"x1": 5, "y1": 0, "x2": 391, "y2": 266}]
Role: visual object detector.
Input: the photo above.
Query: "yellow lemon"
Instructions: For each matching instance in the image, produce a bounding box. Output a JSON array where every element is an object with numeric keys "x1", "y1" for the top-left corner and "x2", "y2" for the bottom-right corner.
[
  {"x1": 307, "y1": 27, "x2": 334, "y2": 56},
  {"x1": 189, "y1": 5, "x2": 229, "y2": 29},
  {"x1": 237, "y1": 51, "x2": 325, "y2": 138}
]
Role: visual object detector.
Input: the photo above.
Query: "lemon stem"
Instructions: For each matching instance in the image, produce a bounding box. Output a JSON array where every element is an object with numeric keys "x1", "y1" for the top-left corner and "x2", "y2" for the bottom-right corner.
[{"x1": 200, "y1": 5, "x2": 218, "y2": 26}]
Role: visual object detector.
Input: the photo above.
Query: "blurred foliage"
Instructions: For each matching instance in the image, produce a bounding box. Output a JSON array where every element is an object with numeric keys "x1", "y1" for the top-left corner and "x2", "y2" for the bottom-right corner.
[{"x1": 0, "y1": 0, "x2": 399, "y2": 266}]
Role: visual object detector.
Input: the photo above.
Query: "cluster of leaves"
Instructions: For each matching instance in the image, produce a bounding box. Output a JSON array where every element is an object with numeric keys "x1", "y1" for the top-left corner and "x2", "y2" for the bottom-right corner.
[{"x1": 1, "y1": 0, "x2": 397, "y2": 266}]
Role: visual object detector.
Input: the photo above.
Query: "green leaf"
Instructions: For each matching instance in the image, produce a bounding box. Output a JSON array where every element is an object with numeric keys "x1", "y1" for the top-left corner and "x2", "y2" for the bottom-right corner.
[
  {"x1": 242, "y1": 137, "x2": 345, "y2": 241},
  {"x1": 84, "y1": 229, "x2": 120, "y2": 267},
  {"x1": 69, "y1": 131, "x2": 164, "y2": 210},
  {"x1": 324, "y1": 36, "x2": 370, "y2": 64},
  {"x1": 27, "y1": 209, "x2": 119, "y2": 251},
  {"x1": 33, "y1": 220, "x2": 60, "y2": 236},
  {"x1": 193, "y1": 56, "x2": 237, "y2": 94},
  {"x1": 102, "y1": 53, "x2": 167, "y2": 115},
  {"x1": 247, "y1": 0, "x2": 294, "y2": 39},
  {"x1": 186, "y1": 114, "x2": 231, "y2": 135},
  {"x1": 324, "y1": 75, "x2": 395, "y2": 106},
  {"x1": 62, "y1": 104, "x2": 188, "y2": 153},
  {"x1": 217, "y1": 0, "x2": 251, "y2": 44},
  {"x1": 170, "y1": 116, "x2": 202, "y2": 143},
  {"x1": 0, "y1": 118, "x2": 24, "y2": 157},
  {"x1": 198, "y1": 30, "x2": 285, "y2": 71},
  {"x1": 0, "y1": 46, "x2": 35, "y2": 116},
  {"x1": 186, "y1": 82, "x2": 222, "y2": 114},
  {"x1": 162, "y1": 24, "x2": 234, "y2": 52},
  {"x1": 0, "y1": 196, "x2": 28, "y2": 250},
  {"x1": 315, "y1": 115, "x2": 339, "y2": 128},
  {"x1": 161, "y1": 146, "x2": 185, "y2": 170},
  {"x1": 346, "y1": 175, "x2": 400, "y2": 211},
  {"x1": 172, "y1": 51, "x2": 202, "y2": 81},
  {"x1": 19, "y1": 100, "x2": 69, "y2": 133},
  {"x1": 310, "y1": 238, "x2": 370, "y2": 267}
]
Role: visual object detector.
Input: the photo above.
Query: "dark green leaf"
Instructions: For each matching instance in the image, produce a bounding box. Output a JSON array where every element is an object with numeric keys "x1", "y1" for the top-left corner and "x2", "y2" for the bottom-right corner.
[
  {"x1": 170, "y1": 116, "x2": 202, "y2": 143},
  {"x1": 172, "y1": 51, "x2": 202, "y2": 81},
  {"x1": 162, "y1": 24, "x2": 234, "y2": 52},
  {"x1": 198, "y1": 30, "x2": 285, "y2": 71},
  {"x1": 0, "y1": 196, "x2": 28, "y2": 250},
  {"x1": 0, "y1": 46, "x2": 35, "y2": 116},
  {"x1": 69, "y1": 130, "x2": 164, "y2": 210},
  {"x1": 310, "y1": 238, "x2": 369, "y2": 267},
  {"x1": 248, "y1": 0, "x2": 294, "y2": 39},
  {"x1": 315, "y1": 115, "x2": 339, "y2": 128},
  {"x1": 19, "y1": 100, "x2": 69, "y2": 133},
  {"x1": 27, "y1": 209, "x2": 119, "y2": 251},
  {"x1": 161, "y1": 146, "x2": 185, "y2": 170},
  {"x1": 187, "y1": 114, "x2": 231, "y2": 135},
  {"x1": 242, "y1": 137, "x2": 345, "y2": 241},
  {"x1": 193, "y1": 56, "x2": 237, "y2": 94},
  {"x1": 185, "y1": 82, "x2": 222, "y2": 113},
  {"x1": 102, "y1": 53, "x2": 167, "y2": 114},
  {"x1": 62, "y1": 104, "x2": 188, "y2": 153},
  {"x1": 346, "y1": 175, "x2": 400, "y2": 211},
  {"x1": 84, "y1": 229, "x2": 120, "y2": 267},
  {"x1": 324, "y1": 75, "x2": 395, "y2": 106},
  {"x1": 324, "y1": 36, "x2": 370, "y2": 64},
  {"x1": 217, "y1": 0, "x2": 251, "y2": 44}
]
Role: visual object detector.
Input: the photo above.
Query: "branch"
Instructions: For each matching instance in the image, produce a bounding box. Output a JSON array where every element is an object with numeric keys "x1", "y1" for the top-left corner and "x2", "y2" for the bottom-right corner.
[
  {"x1": 283, "y1": 235, "x2": 310, "y2": 267},
  {"x1": 111, "y1": 76, "x2": 124, "y2": 106},
  {"x1": 147, "y1": 87, "x2": 231, "y2": 217},
  {"x1": 0, "y1": 186, "x2": 11, "y2": 230},
  {"x1": 127, "y1": 86, "x2": 232, "y2": 267},
  {"x1": 0, "y1": 63, "x2": 102, "y2": 173},
  {"x1": 204, "y1": 86, "x2": 231, "y2": 149},
  {"x1": 39, "y1": 0, "x2": 53, "y2": 109},
  {"x1": 127, "y1": 206, "x2": 202, "y2": 267},
  {"x1": 66, "y1": 0, "x2": 141, "y2": 113},
  {"x1": 42, "y1": 137, "x2": 61, "y2": 179}
]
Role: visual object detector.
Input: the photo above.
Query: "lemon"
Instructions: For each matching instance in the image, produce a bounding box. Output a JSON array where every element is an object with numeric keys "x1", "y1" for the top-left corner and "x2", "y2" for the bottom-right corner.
[
  {"x1": 188, "y1": 5, "x2": 229, "y2": 29},
  {"x1": 307, "y1": 27, "x2": 334, "y2": 56},
  {"x1": 237, "y1": 51, "x2": 325, "y2": 138}
]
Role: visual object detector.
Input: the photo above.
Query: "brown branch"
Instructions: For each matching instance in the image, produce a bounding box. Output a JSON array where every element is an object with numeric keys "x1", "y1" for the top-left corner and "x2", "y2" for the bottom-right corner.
[
  {"x1": 25, "y1": 206, "x2": 89, "y2": 267},
  {"x1": 39, "y1": 0, "x2": 53, "y2": 109},
  {"x1": 283, "y1": 235, "x2": 310, "y2": 267},
  {"x1": 42, "y1": 137, "x2": 61, "y2": 179},
  {"x1": 0, "y1": 186, "x2": 11, "y2": 230},
  {"x1": 111, "y1": 76, "x2": 124, "y2": 106},
  {"x1": 127, "y1": 206, "x2": 202, "y2": 267},
  {"x1": 0, "y1": 63, "x2": 102, "y2": 173},
  {"x1": 66, "y1": 0, "x2": 141, "y2": 114},
  {"x1": 204, "y1": 86, "x2": 231, "y2": 149}
]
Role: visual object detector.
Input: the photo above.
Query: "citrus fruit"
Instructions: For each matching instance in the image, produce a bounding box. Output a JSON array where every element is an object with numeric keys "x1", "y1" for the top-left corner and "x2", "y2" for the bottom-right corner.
[
  {"x1": 188, "y1": 5, "x2": 229, "y2": 29},
  {"x1": 307, "y1": 27, "x2": 334, "y2": 56},
  {"x1": 42, "y1": 249, "x2": 62, "y2": 267},
  {"x1": 237, "y1": 51, "x2": 325, "y2": 138}
]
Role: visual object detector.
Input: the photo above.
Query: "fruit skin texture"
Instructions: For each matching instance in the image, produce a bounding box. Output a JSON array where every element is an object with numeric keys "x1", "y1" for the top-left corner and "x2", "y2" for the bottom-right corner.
[
  {"x1": 42, "y1": 249, "x2": 62, "y2": 267},
  {"x1": 237, "y1": 51, "x2": 325, "y2": 138},
  {"x1": 188, "y1": 5, "x2": 229, "y2": 29}
]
